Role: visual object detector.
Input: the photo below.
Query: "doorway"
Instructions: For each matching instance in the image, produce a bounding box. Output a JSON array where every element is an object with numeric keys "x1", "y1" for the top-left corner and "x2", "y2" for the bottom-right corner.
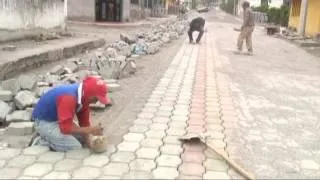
[{"x1": 95, "y1": 0, "x2": 122, "y2": 22}]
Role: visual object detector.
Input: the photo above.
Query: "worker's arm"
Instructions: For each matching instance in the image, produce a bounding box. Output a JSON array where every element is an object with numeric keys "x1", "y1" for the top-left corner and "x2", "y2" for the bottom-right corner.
[
  {"x1": 76, "y1": 104, "x2": 93, "y2": 147},
  {"x1": 56, "y1": 95, "x2": 96, "y2": 135},
  {"x1": 242, "y1": 9, "x2": 250, "y2": 29}
]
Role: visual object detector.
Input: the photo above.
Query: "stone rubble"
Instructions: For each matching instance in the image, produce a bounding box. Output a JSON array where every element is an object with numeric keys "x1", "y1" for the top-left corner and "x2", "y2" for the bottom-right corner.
[{"x1": 0, "y1": 16, "x2": 189, "y2": 148}]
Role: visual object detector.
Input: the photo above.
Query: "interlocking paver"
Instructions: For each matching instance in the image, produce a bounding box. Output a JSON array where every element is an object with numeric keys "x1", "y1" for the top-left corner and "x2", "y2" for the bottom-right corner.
[
  {"x1": 129, "y1": 158, "x2": 156, "y2": 171},
  {"x1": 171, "y1": 115, "x2": 188, "y2": 122},
  {"x1": 138, "y1": 112, "x2": 155, "y2": 119},
  {"x1": 54, "y1": 159, "x2": 81, "y2": 171},
  {"x1": 203, "y1": 171, "x2": 230, "y2": 179},
  {"x1": 42, "y1": 171, "x2": 71, "y2": 179},
  {"x1": 83, "y1": 154, "x2": 110, "y2": 167},
  {"x1": 0, "y1": 167, "x2": 21, "y2": 179},
  {"x1": 7, "y1": 155, "x2": 36, "y2": 168},
  {"x1": 38, "y1": 151, "x2": 65, "y2": 163},
  {"x1": 17, "y1": 176, "x2": 38, "y2": 179},
  {"x1": 117, "y1": 141, "x2": 140, "y2": 152},
  {"x1": 0, "y1": 148, "x2": 21, "y2": 160},
  {"x1": 179, "y1": 162, "x2": 205, "y2": 176},
  {"x1": 181, "y1": 151, "x2": 205, "y2": 163},
  {"x1": 129, "y1": 124, "x2": 149, "y2": 133},
  {"x1": 156, "y1": 154, "x2": 182, "y2": 167},
  {"x1": 141, "y1": 138, "x2": 163, "y2": 148},
  {"x1": 123, "y1": 133, "x2": 145, "y2": 142},
  {"x1": 149, "y1": 123, "x2": 168, "y2": 130},
  {"x1": 152, "y1": 167, "x2": 179, "y2": 179},
  {"x1": 110, "y1": 151, "x2": 135, "y2": 163},
  {"x1": 0, "y1": 160, "x2": 5, "y2": 168},
  {"x1": 136, "y1": 148, "x2": 159, "y2": 159},
  {"x1": 152, "y1": 117, "x2": 171, "y2": 124},
  {"x1": 204, "y1": 158, "x2": 229, "y2": 171},
  {"x1": 145, "y1": 130, "x2": 166, "y2": 139},
  {"x1": 166, "y1": 127, "x2": 186, "y2": 136},
  {"x1": 178, "y1": 175, "x2": 202, "y2": 179},
  {"x1": 160, "y1": 144, "x2": 183, "y2": 155},
  {"x1": 300, "y1": 160, "x2": 320, "y2": 170},
  {"x1": 103, "y1": 162, "x2": 129, "y2": 176},
  {"x1": 99, "y1": 175, "x2": 121, "y2": 179},
  {"x1": 23, "y1": 163, "x2": 52, "y2": 177},
  {"x1": 122, "y1": 171, "x2": 153, "y2": 179},
  {"x1": 134, "y1": 118, "x2": 153, "y2": 125},
  {"x1": 155, "y1": 110, "x2": 172, "y2": 117},
  {"x1": 72, "y1": 166, "x2": 101, "y2": 179},
  {"x1": 23, "y1": 146, "x2": 49, "y2": 156},
  {"x1": 163, "y1": 135, "x2": 182, "y2": 145},
  {"x1": 65, "y1": 149, "x2": 91, "y2": 160}
]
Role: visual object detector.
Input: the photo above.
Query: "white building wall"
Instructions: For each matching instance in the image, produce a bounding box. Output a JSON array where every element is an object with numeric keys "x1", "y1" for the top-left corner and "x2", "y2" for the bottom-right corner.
[{"x1": 0, "y1": 0, "x2": 64, "y2": 30}]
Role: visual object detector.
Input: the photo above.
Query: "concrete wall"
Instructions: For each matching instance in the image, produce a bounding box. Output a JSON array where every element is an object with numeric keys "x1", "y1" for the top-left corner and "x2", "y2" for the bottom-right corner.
[
  {"x1": 122, "y1": 0, "x2": 130, "y2": 22},
  {"x1": 67, "y1": 0, "x2": 95, "y2": 21},
  {"x1": 0, "y1": 0, "x2": 64, "y2": 30}
]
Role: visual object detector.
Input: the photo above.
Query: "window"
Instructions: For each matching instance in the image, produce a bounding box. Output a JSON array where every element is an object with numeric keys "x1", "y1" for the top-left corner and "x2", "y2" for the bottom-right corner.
[{"x1": 291, "y1": 0, "x2": 301, "y2": 16}]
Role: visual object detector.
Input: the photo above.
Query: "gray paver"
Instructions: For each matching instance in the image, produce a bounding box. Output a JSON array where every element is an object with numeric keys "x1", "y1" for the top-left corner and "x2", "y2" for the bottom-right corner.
[
  {"x1": 83, "y1": 154, "x2": 110, "y2": 167},
  {"x1": 103, "y1": 162, "x2": 129, "y2": 176},
  {"x1": 17, "y1": 176, "x2": 39, "y2": 179},
  {"x1": 7, "y1": 155, "x2": 36, "y2": 168},
  {"x1": 136, "y1": 148, "x2": 160, "y2": 159},
  {"x1": 141, "y1": 138, "x2": 163, "y2": 148},
  {"x1": 123, "y1": 133, "x2": 145, "y2": 142},
  {"x1": 163, "y1": 135, "x2": 182, "y2": 145},
  {"x1": 145, "y1": 130, "x2": 166, "y2": 139},
  {"x1": 203, "y1": 171, "x2": 230, "y2": 179},
  {"x1": 300, "y1": 160, "x2": 320, "y2": 170},
  {"x1": 129, "y1": 124, "x2": 149, "y2": 133},
  {"x1": 204, "y1": 159, "x2": 229, "y2": 171},
  {"x1": 0, "y1": 148, "x2": 21, "y2": 160},
  {"x1": 111, "y1": 151, "x2": 135, "y2": 163},
  {"x1": 122, "y1": 171, "x2": 153, "y2": 179},
  {"x1": 38, "y1": 151, "x2": 65, "y2": 163},
  {"x1": 134, "y1": 118, "x2": 153, "y2": 125},
  {"x1": 42, "y1": 171, "x2": 71, "y2": 179},
  {"x1": 152, "y1": 167, "x2": 179, "y2": 179},
  {"x1": 23, "y1": 146, "x2": 49, "y2": 156},
  {"x1": 72, "y1": 166, "x2": 101, "y2": 179},
  {"x1": 152, "y1": 117, "x2": 171, "y2": 124},
  {"x1": 156, "y1": 154, "x2": 182, "y2": 167},
  {"x1": 54, "y1": 159, "x2": 81, "y2": 171},
  {"x1": 65, "y1": 149, "x2": 91, "y2": 160},
  {"x1": 160, "y1": 144, "x2": 183, "y2": 155},
  {"x1": 129, "y1": 159, "x2": 156, "y2": 171},
  {"x1": 166, "y1": 127, "x2": 186, "y2": 136},
  {"x1": 149, "y1": 123, "x2": 168, "y2": 130},
  {"x1": 99, "y1": 175, "x2": 121, "y2": 179},
  {"x1": 117, "y1": 141, "x2": 140, "y2": 152},
  {"x1": 0, "y1": 167, "x2": 21, "y2": 179},
  {"x1": 23, "y1": 163, "x2": 53, "y2": 177}
]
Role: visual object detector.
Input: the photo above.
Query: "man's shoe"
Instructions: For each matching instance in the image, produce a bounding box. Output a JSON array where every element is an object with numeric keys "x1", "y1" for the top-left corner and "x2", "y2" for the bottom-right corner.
[
  {"x1": 246, "y1": 51, "x2": 253, "y2": 56},
  {"x1": 234, "y1": 49, "x2": 242, "y2": 54}
]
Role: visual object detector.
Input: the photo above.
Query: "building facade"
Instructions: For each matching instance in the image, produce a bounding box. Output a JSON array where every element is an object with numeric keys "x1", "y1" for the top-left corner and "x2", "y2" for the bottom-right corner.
[
  {"x1": 288, "y1": 0, "x2": 320, "y2": 37},
  {"x1": 0, "y1": 0, "x2": 65, "y2": 30}
]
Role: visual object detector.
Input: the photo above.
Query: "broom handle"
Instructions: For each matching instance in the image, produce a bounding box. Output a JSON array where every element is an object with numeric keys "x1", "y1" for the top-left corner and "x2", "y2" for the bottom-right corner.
[{"x1": 205, "y1": 141, "x2": 255, "y2": 180}]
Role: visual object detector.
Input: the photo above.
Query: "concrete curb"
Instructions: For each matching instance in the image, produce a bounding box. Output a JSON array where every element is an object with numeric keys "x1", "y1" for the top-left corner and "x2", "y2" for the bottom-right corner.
[{"x1": 0, "y1": 37, "x2": 105, "y2": 80}]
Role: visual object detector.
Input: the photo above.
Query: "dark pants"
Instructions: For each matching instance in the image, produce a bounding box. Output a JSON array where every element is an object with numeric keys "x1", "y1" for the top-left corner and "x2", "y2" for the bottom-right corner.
[{"x1": 188, "y1": 27, "x2": 204, "y2": 43}]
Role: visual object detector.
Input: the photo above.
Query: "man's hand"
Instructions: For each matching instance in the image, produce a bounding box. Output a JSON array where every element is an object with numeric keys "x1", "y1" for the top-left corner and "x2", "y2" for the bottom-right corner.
[{"x1": 90, "y1": 123, "x2": 104, "y2": 136}]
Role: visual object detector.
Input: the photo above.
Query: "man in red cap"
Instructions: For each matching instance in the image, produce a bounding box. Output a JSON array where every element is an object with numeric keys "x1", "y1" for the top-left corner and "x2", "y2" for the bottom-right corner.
[{"x1": 31, "y1": 76, "x2": 110, "y2": 152}]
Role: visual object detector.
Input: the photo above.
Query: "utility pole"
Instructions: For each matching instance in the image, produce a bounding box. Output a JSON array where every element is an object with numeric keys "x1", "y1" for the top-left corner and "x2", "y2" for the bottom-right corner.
[
  {"x1": 298, "y1": 0, "x2": 308, "y2": 36},
  {"x1": 62, "y1": 0, "x2": 68, "y2": 31}
]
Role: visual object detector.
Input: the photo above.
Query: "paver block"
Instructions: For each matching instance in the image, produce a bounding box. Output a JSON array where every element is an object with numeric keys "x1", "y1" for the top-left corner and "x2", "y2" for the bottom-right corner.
[
  {"x1": 117, "y1": 141, "x2": 140, "y2": 152},
  {"x1": 166, "y1": 127, "x2": 186, "y2": 136},
  {"x1": 43, "y1": 171, "x2": 71, "y2": 179},
  {"x1": 72, "y1": 166, "x2": 101, "y2": 179},
  {"x1": 171, "y1": 115, "x2": 188, "y2": 122},
  {"x1": 99, "y1": 175, "x2": 121, "y2": 179},
  {"x1": 170, "y1": 122, "x2": 187, "y2": 129},
  {"x1": 138, "y1": 113, "x2": 154, "y2": 119},
  {"x1": 141, "y1": 138, "x2": 163, "y2": 148},
  {"x1": 102, "y1": 145, "x2": 116, "y2": 156},
  {"x1": 300, "y1": 160, "x2": 320, "y2": 170},
  {"x1": 129, "y1": 159, "x2": 156, "y2": 171},
  {"x1": 54, "y1": 159, "x2": 81, "y2": 171},
  {"x1": 7, "y1": 155, "x2": 36, "y2": 168},
  {"x1": 204, "y1": 159, "x2": 229, "y2": 171},
  {"x1": 179, "y1": 162, "x2": 205, "y2": 176},
  {"x1": 6, "y1": 110, "x2": 32, "y2": 123},
  {"x1": 155, "y1": 110, "x2": 172, "y2": 117},
  {"x1": 16, "y1": 176, "x2": 39, "y2": 179},
  {"x1": 111, "y1": 151, "x2": 135, "y2": 163},
  {"x1": 181, "y1": 151, "x2": 205, "y2": 163},
  {"x1": 145, "y1": 130, "x2": 166, "y2": 139},
  {"x1": 163, "y1": 135, "x2": 182, "y2": 145},
  {"x1": 122, "y1": 171, "x2": 153, "y2": 179},
  {"x1": 152, "y1": 117, "x2": 171, "y2": 124},
  {"x1": 66, "y1": 149, "x2": 91, "y2": 160},
  {"x1": 0, "y1": 167, "x2": 21, "y2": 179},
  {"x1": 156, "y1": 154, "x2": 182, "y2": 167},
  {"x1": 161, "y1": 144, "x2": 183, "y2": 155},
  {"x1": 123, "y1": 133, "x2": 145, "y2": 142},
  {"x1": 23, "y1": 146, "x2": 49, "y2": 156},
  {"x1": 103, "y1": 162, "x2": 129, "y2": 176},
  {"x1": 134, "y1": 118, "x2": 152, "y2": 125},
  {"x1": 207, "y1": 139, "x2": 226, "y2": 149},
  {"x1": 152, "y1": 167, "x2": 179, "y2": 179},
  {"x1": 0, "y1": 148, "x2": 21, "y2": 160},
  {"x1": 178, "y1": 175, "x2": 202, "y2": 179},
  {"x1": 149, "y1": 123, "x2": 168, "y2": 130},
  {"x1": 129, "y1": 124, "x2": 149, "y2": 133},
  {"x1": 83, "y1": 154, "x2": 110, "y2": 167},
  {"x1": 0, "y1": 90, "x2": 13, "y2": 101},
  {"x1": 141, "y1": 107, "x2": 158, "y2": 113},
  {"x1": 14, "y1": 91, "x2": 36, "y2": 109},
  {"x1": 203, "y1": 171, "x2": 230, "y2": 179},
  {"x1": 0, "y1": 160, "x2": 5, "y2": 168},
  {"x1": 136, "y1": 148, "x2": 159, "y2": 159},
  {"x1": 23, "y1": 163, "x2": 53, "y2": 177},
  {"x1": 38, "y1": 151, "x2": 65, "y2": 163}
]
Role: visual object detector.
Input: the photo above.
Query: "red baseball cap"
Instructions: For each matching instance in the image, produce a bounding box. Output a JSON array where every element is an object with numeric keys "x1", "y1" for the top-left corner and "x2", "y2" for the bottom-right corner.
[{"x1": 83, "y1": 76, "x2": 110, "y2": 105}]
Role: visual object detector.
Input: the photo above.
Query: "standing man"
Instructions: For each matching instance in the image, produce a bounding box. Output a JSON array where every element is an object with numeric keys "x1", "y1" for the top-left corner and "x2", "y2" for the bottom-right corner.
[
  {"x1": 31, "y1": 76, "x2": 110, "y2": 152},
  {"x1": 237, "y1": 1, "x2": 255, "y2": 55},
  {"x1": 188, "y1": 16, "x2": 206, "y2": 44}
]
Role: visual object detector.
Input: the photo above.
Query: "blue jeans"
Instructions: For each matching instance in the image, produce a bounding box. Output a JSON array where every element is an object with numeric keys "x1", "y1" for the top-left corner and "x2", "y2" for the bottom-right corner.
[{"x1": 34, "y1": 119, "x2": 84, "y2": 152}]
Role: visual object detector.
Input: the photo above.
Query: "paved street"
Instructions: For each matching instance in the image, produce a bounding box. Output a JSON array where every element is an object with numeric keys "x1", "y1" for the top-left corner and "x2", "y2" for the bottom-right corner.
[{"x1": 1, "y1": 9, "x2": 320, "y2": 179}]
